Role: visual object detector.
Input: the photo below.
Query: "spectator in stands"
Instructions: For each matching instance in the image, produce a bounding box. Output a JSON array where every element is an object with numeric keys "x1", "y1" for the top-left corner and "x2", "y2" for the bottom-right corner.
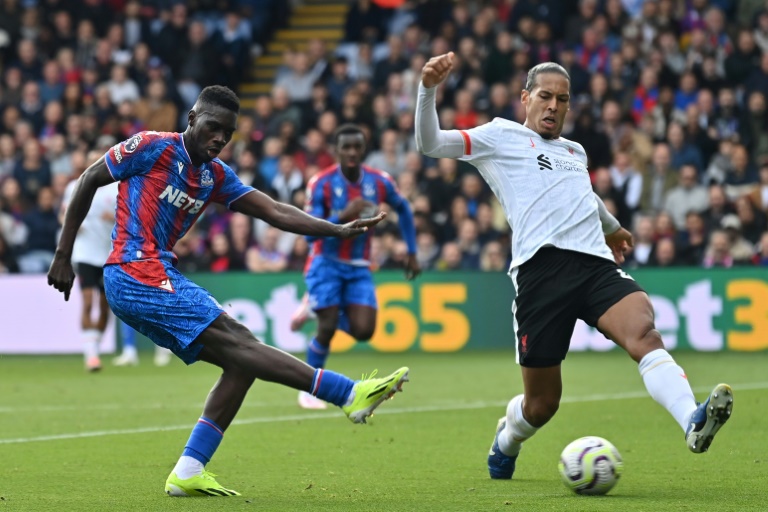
[
  {"x1": 712, "y1": 88, "x2": 746, "y2": 142},
  {"x1": 415, "y1": 228, "x2": 440, "y2": 270},
  {"x1": 276, "y1": 52, "x2": 320, "y2": 103},
  {"x1": 270, "y1": 86, "x2": 303, "y2": 135},
  {"x1": 325, "y1": 56, "x2": 354, "y2": 109},
  {"x1": 177, "y1": 21, "x2": 218, "y2": 104},
  {"x1": 734, "y1": 196, "x2": 767, "y2": 245},
  {"x1": 13, "y1": 138, "x2": 50, "y2": 204},
  {"x1": 724, "y1": 144, "x2": 758, "y2": 191},
  {"x1": 667, "y1": 122, "x2": 704, "y2": 173},
  {"x1": 677, "y1": 211, "x2": 709, "y2": 266},
  {"x1": 744, "y1": 91, "x2": 768, "y2": 164},
  {"x1": 703, "y1": 229, "x2": 734, "y2": 268},
  {"x1": 655, "y1": 211, "x2": 678, "y2": 240},
  {"x1": 364, "y1": 129, "x2": 406, "y2": 178},
  {"x1": 664, "y1": 164, "x2": 709, "y2": 229},
  {"x1": 624, "y1": 215, "x2": 655, "y2": 268},
  {"x1": 701, "y1": 183, "x2": 735, "y2": 233},
  {"x1": 134, "y1": 79, "x2": 178, "y2": 133},
  {"x1": 271, "y1": 154, "x2": 303, "y2": 203},
  {"x1": 640, "y1": 143, "x2": 677, "y2": 213},
  {"x1": 609, "y1": 151, "x2": 642, "y2": 221},
  {"x1": 212, "y1": 11, "x2": 251, "y2": 91},
  {"x1": 725, "y1": 29, "x2": 762, "y2": 87},
  {"x1": 106, "y1": 64, "x2": 140, "y2": 106},
  {"x1": 720, "y1": 214, "x2": 755, "y2": 264},
  {"x1": 746, "y1": 163, "x2": 768, "y2": 216},
  {"x1": 745, "y1": 52, "x2": 768, "y2": 98},
  {"x1": 373, "y1": 35, "x2": 409, "y2": 91},
  {"x1": 18, "y1": 186, "x2": 57, "y2": 273},
  {"x1": 479, "y1": 239, "x2": 508, "y2": 272},
  {"x1": 208, "y1": 232, "x2": 241, "y2": 273},
  {"x1": 286, "y1": 235, "x2": 310, "y2": 272},
  {"x1": 650, "y1": 238, "x2": 678, "y2": 267},
  {"x1": 434, "y1": 241, "x2": 463, "y2": 271},
  {"x1": 247, "y1": 226, "x2": 289, "y2": 273},
  {"x1": 259, "y1": 137, "x2": 283, "y2": 186},
  {"x1": 455, "y1": 218, "x2": 481, "y2": 269},
  {"x1": 752, "y1": 231, "x2": 768, "y2": 266},
  {"x1": 344, "y1": 0, "x2": 387, "y2": 43}
]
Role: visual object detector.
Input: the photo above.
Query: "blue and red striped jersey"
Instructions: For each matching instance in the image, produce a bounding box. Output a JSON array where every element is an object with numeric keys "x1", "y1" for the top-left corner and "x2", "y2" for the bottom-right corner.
[
  {"x1": 305, "y1": 164, "x2": 414, "y2": 265},
  {"x1": 104, "y1": 131, "x2": 254, "y2": 264}
]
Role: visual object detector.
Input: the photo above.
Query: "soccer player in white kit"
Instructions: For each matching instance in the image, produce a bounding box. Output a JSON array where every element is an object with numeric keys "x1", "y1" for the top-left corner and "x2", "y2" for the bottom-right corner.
[
  {"x1": 60, "y1": 177, "x2": 119, "y2": 371},
  {"x1": 61, "y1": 166, "x2": 173, "y2": 370},
  {"x1": 415, "y1": 53, "x2": 734, "y2": 480}
]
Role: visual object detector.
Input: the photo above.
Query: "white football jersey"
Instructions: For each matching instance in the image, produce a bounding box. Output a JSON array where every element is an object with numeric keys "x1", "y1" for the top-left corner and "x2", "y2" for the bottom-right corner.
[
  {"x1": 457, "y1": 118, "x2": 613, "y2": 270},
  {"x1": 62, "y1": 180, "x2": 119, "y2": 267}
]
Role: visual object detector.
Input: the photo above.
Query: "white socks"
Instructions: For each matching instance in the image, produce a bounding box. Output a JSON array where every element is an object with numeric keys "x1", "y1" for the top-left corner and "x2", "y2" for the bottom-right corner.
[
  {"x1": 173, "y1": 455, "x2": 204, "y2": 480},
  {"x1": 639, "y1": 349, "x2": 697, "y2": 431},
  {"x1": 498, "y1": 394, "x2": 539, "y2": 456},
  {"x1": 82, "y1": 329, "x2": 102, "y2": 361}
]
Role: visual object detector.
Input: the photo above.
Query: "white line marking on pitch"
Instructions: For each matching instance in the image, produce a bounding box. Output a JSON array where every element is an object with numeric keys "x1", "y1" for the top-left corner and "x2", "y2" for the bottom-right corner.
[{"x1": 1, "y1": 382, "x2": 765, "y2": 445}]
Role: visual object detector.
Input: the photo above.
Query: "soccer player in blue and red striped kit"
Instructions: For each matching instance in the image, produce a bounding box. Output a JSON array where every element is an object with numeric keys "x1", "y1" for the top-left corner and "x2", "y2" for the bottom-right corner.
[
  {"x1": 48, "y1": 86, "x2": 410, "y2": 497},
  {"x1": 296, "y1": 124, "x2": 420, "y2": 409}
]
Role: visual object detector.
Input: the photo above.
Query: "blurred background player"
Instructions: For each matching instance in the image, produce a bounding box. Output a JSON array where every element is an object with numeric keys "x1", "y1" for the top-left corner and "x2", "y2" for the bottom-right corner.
[
  {"x1": 62, "y1": 149, "x2": 172, "y2": 369},
  {"x1": 59, "y1": 150, "x2": 119, "y2": 372},
  {"x1": 49, "y1": 86, "x2": 409, "y2": 496},
  {"x1": 297, "y1": 124, "x2": 420, "y2": 410}
]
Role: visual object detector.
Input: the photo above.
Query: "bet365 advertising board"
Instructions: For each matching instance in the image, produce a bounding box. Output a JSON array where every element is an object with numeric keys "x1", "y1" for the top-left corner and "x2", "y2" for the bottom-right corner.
[{"x1": 1, "y1": 268, "x2": 767, "y2": 353}]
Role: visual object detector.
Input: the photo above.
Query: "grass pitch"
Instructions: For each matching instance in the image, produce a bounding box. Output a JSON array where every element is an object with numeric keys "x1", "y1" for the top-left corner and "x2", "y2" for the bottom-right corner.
[{"x1": 0, "y1": 350, "x2": 765, "y2": 511}]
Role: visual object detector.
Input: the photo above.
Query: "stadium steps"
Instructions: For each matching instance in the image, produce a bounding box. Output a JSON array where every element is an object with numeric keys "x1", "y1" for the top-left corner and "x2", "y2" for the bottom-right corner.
[{"x1": 239, "y1": 0, "x2": 349, "y2": 108}]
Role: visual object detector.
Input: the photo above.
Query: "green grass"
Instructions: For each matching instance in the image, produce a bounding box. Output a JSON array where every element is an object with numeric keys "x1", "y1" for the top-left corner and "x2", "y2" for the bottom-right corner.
[{"x1": 0, "y1": 350, "x2": 766, "y2": 511}]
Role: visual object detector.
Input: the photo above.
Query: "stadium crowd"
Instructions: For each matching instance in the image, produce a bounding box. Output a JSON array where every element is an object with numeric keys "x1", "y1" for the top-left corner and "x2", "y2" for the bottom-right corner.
[{"x1": 1, "y1": 0, "x2": 768, "y2": 276}]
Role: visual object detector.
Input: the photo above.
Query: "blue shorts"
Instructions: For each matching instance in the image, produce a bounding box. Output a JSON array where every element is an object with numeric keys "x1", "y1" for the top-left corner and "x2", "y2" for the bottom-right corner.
[
  {"x1": 305, "y1": 256, "x2": 377, "y2": 311},
  {"x1": 103, "y1": 260, "x2": 224, "y2": 364}
]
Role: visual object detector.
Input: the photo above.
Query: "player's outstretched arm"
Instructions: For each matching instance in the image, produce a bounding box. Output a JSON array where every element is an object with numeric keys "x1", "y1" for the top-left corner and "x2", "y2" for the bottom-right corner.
[
  {"x1": 415, "y1": 52, "x2": 466, "y2": 159},
  {"x1": 48, "y1": 158, "x2": 114, "y2": 300},
  {"x1": 231, "y1": 190, "x2": 386, "y2": 238}
]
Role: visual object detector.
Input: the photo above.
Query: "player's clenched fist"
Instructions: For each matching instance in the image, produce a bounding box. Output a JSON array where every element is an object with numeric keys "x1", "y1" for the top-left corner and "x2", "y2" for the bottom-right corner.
[{"x1": 421, "y1": 52, "x2": 454, "y2": 88}]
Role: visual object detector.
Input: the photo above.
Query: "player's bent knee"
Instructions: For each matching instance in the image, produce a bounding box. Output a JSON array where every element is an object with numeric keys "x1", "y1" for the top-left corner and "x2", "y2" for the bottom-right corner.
[{"x1": 350, "y1": 326, "x2": 375, "y2": 341}]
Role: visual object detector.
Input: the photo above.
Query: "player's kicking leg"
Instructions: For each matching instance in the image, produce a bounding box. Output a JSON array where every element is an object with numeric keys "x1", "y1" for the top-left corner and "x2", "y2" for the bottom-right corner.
[
  {"x1": 168, "y1": 315, "x2": 408, "y2": 496},
  {"x1": 596, "y1": 291, "x2": 733, "y2": 453}
]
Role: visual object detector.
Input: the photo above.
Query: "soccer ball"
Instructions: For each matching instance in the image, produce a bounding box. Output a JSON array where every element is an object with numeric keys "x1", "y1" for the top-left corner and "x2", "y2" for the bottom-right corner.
[{"x1": 558, "y1": 436, "x2": 623, "y2": 495}]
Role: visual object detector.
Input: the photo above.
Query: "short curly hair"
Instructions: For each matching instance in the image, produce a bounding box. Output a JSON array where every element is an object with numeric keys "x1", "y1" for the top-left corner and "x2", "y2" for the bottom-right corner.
[{"x1": 197, "y1": 85, "x2": 240, "y2": 113}]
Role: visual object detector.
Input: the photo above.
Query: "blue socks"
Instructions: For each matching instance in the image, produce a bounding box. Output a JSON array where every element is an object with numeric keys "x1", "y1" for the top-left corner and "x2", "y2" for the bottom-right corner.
[
  {"x1": 306, "y1": 337, "x2": 329, "y2": 369},
  {"x1": 182, "y1": 417, "x2": 224, "y2": 465},
  {"x1": 310, "y1": 369, "x2": 355, "y2": 407}
]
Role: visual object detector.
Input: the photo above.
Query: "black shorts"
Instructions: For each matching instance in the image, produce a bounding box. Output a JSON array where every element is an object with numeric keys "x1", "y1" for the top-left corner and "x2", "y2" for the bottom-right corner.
[
  {"x1": 76, "y1": 263, "x2": 105, "y2": 290},
  {"x1": 510, "y1": 247, "x2": 644, "y2": 368}
]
